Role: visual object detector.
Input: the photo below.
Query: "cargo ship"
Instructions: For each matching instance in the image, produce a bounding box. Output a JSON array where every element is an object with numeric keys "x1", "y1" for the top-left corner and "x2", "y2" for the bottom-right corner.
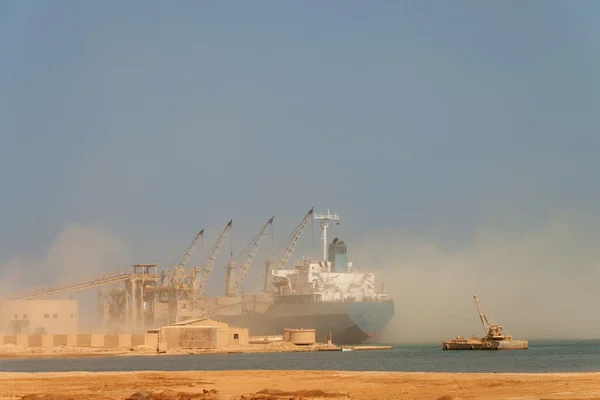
[{"x1": 210, "y1": 210, "x2": 395, "y2": 344}]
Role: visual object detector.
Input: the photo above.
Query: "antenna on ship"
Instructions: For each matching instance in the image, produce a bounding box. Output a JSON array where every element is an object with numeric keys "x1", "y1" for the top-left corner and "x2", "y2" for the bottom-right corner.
[{"x1": 313, "y1": 209, "x2": 340, "y2": 262}]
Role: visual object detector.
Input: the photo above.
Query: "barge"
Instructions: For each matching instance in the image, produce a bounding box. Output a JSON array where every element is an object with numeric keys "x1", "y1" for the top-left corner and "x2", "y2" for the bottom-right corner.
[{"x1": 442, "y1": 295, "x2": 528, "y2": 351}]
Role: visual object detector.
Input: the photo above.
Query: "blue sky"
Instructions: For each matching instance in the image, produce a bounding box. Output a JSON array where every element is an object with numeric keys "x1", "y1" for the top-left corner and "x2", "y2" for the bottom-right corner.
[{"x1": 1, "y1": 1, "x2": 600, "y2": 320}]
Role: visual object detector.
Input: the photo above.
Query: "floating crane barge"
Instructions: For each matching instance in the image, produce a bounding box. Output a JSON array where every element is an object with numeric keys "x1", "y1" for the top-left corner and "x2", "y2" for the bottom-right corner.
[{"x1": 442, "y1": 295, "x2": 528, "y2": 350}]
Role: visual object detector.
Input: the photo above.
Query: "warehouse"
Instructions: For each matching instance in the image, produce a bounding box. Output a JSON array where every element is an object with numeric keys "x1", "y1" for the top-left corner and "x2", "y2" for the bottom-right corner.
[{"x1": 158, "y1": 318, "x2": 248, "y2": 349}]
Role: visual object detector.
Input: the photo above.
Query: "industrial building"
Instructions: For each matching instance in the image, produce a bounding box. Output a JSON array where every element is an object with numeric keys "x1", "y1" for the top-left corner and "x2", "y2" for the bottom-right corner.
[
  {"x1": 283, "y1": 328, "x2": 316, "y2": 345},
  {"x1": 0, "y1": 299, "x2": 78, "y2": 334},
  {"x1": 158, "y1": 318, "x2": 249, "y2": 349}
]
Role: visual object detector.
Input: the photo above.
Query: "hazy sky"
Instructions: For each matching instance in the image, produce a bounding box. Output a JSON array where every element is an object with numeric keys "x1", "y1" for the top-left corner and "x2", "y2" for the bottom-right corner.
[{"x1": 1, "y1": 1, "x2": 600, "y2": 340}]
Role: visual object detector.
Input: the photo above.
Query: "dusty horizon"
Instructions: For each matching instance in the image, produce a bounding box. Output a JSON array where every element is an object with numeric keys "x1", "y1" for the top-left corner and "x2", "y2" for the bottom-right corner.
[{"x1": 0, "y1": 209, "x2": 598, "y2": 343}]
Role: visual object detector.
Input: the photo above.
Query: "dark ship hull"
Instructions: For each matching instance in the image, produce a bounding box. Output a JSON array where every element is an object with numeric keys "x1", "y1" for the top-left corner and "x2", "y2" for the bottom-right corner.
[{"x1": 212, "y1": 299, "x2": 395, "y2": 345}]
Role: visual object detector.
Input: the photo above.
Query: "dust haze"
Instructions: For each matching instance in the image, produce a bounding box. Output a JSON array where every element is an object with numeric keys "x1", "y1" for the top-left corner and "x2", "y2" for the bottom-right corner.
[
  {"x1": 0, "y1": 224, "x2": 130, "y2": 330},
  {"x1": 2, "y1": 212, "x2": 600, "y2": 342},
  {"x1": 353, "y1": 211, "x2": 600, "y2": 343}
]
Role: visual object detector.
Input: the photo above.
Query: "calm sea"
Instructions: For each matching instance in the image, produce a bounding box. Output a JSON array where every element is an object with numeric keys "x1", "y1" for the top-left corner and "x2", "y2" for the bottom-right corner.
[{"x1": 1, "y1": 340, "x2": 599, "y2": 373}]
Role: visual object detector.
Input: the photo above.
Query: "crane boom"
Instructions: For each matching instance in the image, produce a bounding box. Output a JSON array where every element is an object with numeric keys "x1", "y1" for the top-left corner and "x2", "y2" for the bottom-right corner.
[
  {"x1": 168, "y1": 229, "x2": 204, "y2": 295},
  {"x1": 195, "y1": 219, "x2": 232, "y2": 295},
  {"x1": 230, "y1": 216, "x2": 274, "y2": 293},
  {"x1": 473, "y1": 294, "x2": 491, "y2": 335},
  {"x1": 9, "y1": 269, "x2": 134, "y2": 301},
  {"x1": 175, "y1": 229, "x2": 204, "y2": 270},
  {"x1": 277, "y1": 208, "x2": 314, "y2": 270}
]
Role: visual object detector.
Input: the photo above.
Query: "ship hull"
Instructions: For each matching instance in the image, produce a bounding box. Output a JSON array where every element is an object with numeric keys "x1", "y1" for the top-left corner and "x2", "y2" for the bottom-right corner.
[
  {"x1": 442, "y1": 339, "x2": 529, "y2": 350},
  {"x1": 212, "y1": 300, "x2": 395, "y2": 345}
]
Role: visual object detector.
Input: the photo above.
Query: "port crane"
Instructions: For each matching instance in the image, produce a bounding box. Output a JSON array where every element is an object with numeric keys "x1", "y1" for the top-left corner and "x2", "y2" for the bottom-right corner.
[
  {"x1": 263, "y1": 208, "x2": 314, "y2": 292},
  {"x1": 225, "y1": 216, "x2": 274, "y2": 297},
  {"x1": 193, "y1": 219, "x2": 232, "y2": 299},
  {"x1": 276, "y1": 208, "x2": 314, "y2": 271},
  {"x1": 10, "y1": 268, "x2": 135, "y2": 301},
  {"x1": 174, "y1": 230, "x2": 205, "y2": 270},
  {"x1": 160, "y1": 229, "x2": 204, "y2": 306},
  {"x1": 473, "y1": 295, "x2": 507, "y2": 340}
]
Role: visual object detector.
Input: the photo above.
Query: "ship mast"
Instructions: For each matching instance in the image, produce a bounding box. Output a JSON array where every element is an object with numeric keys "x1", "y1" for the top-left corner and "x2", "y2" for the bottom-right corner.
[{"x1": 313, "y1": 209, "x2": 340, "y2": 262}]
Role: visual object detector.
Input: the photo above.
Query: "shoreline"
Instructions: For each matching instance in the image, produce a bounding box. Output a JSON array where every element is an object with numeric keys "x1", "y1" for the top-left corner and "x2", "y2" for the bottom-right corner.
[
  {"x1": 0, "y1": 342, "x2": 394, "y2": 360},
  {"x1": 2, "y1": 370, "x2": 600, "y2": 399},
  {"x1": 0, "y1": 341, "x2": 348, "y2": 360},
  {"x1": 3, "y1": 370, "x2": 600, "y2": 377}
]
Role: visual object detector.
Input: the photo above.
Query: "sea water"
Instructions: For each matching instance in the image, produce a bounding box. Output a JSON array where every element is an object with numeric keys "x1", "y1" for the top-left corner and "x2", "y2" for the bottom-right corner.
[{"x1": 1, "y1": 340, "x2": 599, "y2": 373}]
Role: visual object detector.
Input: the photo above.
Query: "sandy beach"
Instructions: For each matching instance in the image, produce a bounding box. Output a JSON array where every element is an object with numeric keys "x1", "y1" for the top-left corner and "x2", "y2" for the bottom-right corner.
[{"x1": 1, "y1": 370, "x2": 599, "y2": 400}]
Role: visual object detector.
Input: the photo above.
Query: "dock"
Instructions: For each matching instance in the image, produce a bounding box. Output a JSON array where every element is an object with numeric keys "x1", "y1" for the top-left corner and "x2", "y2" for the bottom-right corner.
[{"x1": 317, "y1": 345, "x2": 392, "y2": 352}]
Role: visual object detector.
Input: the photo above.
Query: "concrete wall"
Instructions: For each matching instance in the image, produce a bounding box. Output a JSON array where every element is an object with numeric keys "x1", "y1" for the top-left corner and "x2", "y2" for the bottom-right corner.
[
  {"x1": 67, "y1": 334, "x2": 78, "y2": 346},
  {"x1": 104, "y1": 334, "x2": 119, "y2": 347},
  {"x1": 0, "y1": 333, "x2": 156, "y2": 349},
  {"x1": 120, "y1": 334, "x2": 132, "y2": 348},
  {"x1": 132, "y1": 332, "x2": 158, "y2": 347},
  {"x1": 160, "y1": 326, "x2": 218, "y2": 349},
  {"x1": 104, "y1": 334, "x2": 132, "y2": 348},
  {"x1": 76, "y1": 334, "x2": 110, "y2": 347},
  {"x1": 217, "y1": 327, "x2": 228, "y2": 347},
  {"x1": 146, "y1": 332, "x2": 158, "y2": 348},
  {"x1": 16, "y1": 334, "x2": 28, "y2": 346},
  {"x1": 2, "y1": 335, "x2": 17, "y2": 345},
  {"x1": 53, "y1": 334, "x2": 68, "y2": 346},
  {"x1": 132, "y1": 334, "x2": 145, "y2": 347},
  {"x1": 75, "y1": 333, "x2": 110, "y2": 347},
  {"x1": 161, "y1": 318, "x2": 249, "y2": 348},
  {"x1": 27, "y1": 334, "x2": 54, "y2": 347},
  {"x1": 0, "y1": 300, "x2": 78, "y2": 335},
  {"x1": 174, "y1": 319, "x2": 230, "y2": 347},
  {"x1": 229, "y1": 327, "x2": 249, "y2": 346},
  {"x1": 76, "y1": 334, "x2": 92, "y2": 347}
]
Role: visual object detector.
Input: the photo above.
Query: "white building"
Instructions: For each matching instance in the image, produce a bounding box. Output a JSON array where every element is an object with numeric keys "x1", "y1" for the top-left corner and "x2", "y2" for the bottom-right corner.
[{"x1": 0, "y1": 300, "x2": 79, "y2": 334}]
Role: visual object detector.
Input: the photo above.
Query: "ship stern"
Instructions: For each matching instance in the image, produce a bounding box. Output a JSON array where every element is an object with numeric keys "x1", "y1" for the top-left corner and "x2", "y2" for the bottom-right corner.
[{"x1": 346, "y1": 299, "x2": 395, "y2": 342}]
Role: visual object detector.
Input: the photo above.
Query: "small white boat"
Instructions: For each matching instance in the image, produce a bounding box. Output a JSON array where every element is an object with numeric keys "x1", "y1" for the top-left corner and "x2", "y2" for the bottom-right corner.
[{"x1": 341, "y1": 347, "x2": 354, "y2": 352}]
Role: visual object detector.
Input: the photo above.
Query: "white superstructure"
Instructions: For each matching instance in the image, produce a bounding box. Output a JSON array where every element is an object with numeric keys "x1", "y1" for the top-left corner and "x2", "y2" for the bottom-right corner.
[
  {"x1": 313, "y1": 209, "x2": 340, "y2": 260},
  {"x1": 271, "y1": 210, "x2": 389, "y2": 303}
]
